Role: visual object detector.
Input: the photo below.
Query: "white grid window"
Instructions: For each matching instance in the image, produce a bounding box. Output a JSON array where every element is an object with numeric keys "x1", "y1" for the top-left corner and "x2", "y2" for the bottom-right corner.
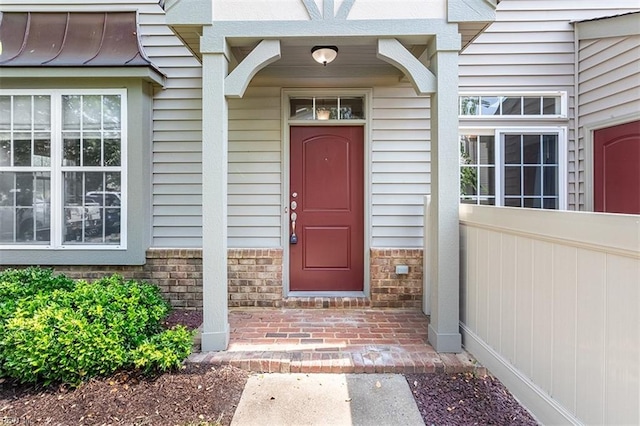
[
  {"x1": 460, "y1": 128, "x2": 566, "y2": 210},
  {"x1": 0, "y1": 90, "x2": 126, "y2": 248}
]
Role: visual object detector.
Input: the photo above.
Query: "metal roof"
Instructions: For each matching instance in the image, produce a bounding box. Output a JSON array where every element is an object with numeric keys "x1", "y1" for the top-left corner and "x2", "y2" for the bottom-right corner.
[{"x1": 0, "y1": 11, "x2": 159, "y2": 71}]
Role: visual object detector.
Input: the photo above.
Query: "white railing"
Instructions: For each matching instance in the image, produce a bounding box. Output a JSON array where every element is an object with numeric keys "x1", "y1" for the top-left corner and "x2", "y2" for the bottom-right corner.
[{"x1": 459, "y1": 204, "x2": 640, "y2": 425}]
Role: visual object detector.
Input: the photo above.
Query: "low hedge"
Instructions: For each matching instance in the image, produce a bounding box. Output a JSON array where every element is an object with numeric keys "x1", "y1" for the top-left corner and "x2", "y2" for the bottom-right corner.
[{"x1": 0, "y1": 268, "x2": 193, "y2": 386}]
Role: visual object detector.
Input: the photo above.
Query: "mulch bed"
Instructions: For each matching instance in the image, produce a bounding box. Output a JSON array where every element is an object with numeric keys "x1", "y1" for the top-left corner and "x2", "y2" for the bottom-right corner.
[
  {"x1": 406, "y1": 372, "x2": 539, "y2": 425},
  {"x1": 0, "y1": 365, "x2": 248, "y2": 426},
  {"x1": 1, "y1": 309, "x2": 538, "y2": 425}
]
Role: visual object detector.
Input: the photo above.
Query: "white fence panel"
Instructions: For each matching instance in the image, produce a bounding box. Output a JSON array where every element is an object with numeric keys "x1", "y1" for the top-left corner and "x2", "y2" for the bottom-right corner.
[{"x1": 459, "y1": 204, "x2": 640, "y2": 425}]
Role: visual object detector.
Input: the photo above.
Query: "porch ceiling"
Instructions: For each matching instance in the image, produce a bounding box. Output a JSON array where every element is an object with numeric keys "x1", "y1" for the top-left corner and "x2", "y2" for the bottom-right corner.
[
  {"x1": 233, "y1": 39, "x2": 422, "y2": 86},
  {"x1": 172, "y1": 30, "x2": 430, "y2": 86}
]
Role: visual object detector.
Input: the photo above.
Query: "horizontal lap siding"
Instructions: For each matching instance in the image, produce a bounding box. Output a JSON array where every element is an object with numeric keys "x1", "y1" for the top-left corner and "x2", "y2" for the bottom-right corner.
[
  {"x1": 371, "y1": 86, "x2": 430, "y2": 248},
  {"x1": 141, "y1": 8, "x2": 204, "y2": 248},
  {"x1": 459, "y1": 0, "x2": 639, "y2": 211},
  {"x1": 577, "y1": 34, "x2": 640, "y2": 206},
  {"x1": 228, "y1": 88, "x2": 282, "y2": 248}
]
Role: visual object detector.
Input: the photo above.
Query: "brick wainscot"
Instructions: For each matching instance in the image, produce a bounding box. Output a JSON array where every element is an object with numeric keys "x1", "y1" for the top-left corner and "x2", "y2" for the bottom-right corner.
[{"x1": 6, "y1": 248, "x2": 423, "y2": 309}]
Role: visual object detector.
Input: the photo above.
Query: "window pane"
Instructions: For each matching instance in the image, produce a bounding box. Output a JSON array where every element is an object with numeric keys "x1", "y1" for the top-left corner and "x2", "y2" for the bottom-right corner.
[
  {"x1": 105, "y1": 172, "x2": 121, "y2": 193},
  {"x1": 523, "y1": 198, "x2": 542, "y2": 208},
  {"x1": 504, "y1": 166, "x2": 521, "y2": 195},
  {"x1": 83, "y1": 134, "x2": 102, "y2": 166},
  {"x1": 461, "y1": 197, "x2": 477, "y2": 205},
  {"x1": 480, "y1": 96, "x2": 501, "y2": 116},
  {"x1": 504, "y1": 198, "x2": 521, "y2": 207},
  {"x1": 479, "y1": 136, "x2": 495, "y2": 165},
  {"x1": 479, "y1": 167, "x2": 495, "y2": 196},
  {"x1": 13, "y1": 134, "x2": 32, "y2": 166},
  {"x1": 0, "y1": 96, "x2": 11, "y2": 130},
  {"x1": 63, "y1": 172, "x2": 86, "y2": 243},
  {"x1": 104, "y1": 208, "x2": 121, "y2": 243},
  {"x1": 104, "y1": 132, "x2": 121, "y2": 166},
  {"x1": 34, "y1": 96, "x2": 51, "y2": 130},
  {"x1": 523, "y1": 97, "x2": 541, "y2": 115},
  {"x1": 63, "y1": 95, "x2": 81, "y2": 130},
  {"x1": 523, "y1": 135, "x2": 541, "y2": 164},
  {"x1": 501, "y1": 97, "x2": 522, "y2": 115},
  {"x1": 460, "y1": 135, "x2": 478, "y2": 165},
  {"x1": 85, "y1": 172, "x2": 104, "y2": 194},
  {"x1": 33, "y1": 135, "x2": 51, "y2": 167},
  {"x1": 103, "y1": 95, "x2": 121, "y2": 130},
  {"x1": 290, "y1": 98, "x2": 314, "y2": 119},
  {"x1": 479, "y1": 198, "x2": 496, "y2": 206},
  {"x1": 544, "y1": 166, "x2": 558, "y2": 196},
  {"x1": 339, "y1": 97, "x2": 364, "y2": 119},
  {"x1": 63, "y1": 133, "x2": 81, "y2": 166},
  {"x1": 82, "y1": 95, "x2": 102, "y2": 130},
  {"x1": 504, "y1": 135, "x2": 521, "y2": 164},
  {"x1": 543, "y1": 97, "x2": 559, "y2": 115},
  {"x1": 315, "y1": 98, "x2": 338, "y2": 120},
  {"x1": 460, "y1": 96, "x2": 479, "y2": 115},
  {"x1": 543, "y1": 198, "x2": 558, "y2": 209},
  {"x1": 523, "y1": 166, "x2": 542, "y2": 196},
  {"x1": 0, "y1": 134, "x2": 10, "y2": 166},
  {"x1": 543, "y1": 135, "x2": 558, "y2": 164},
  {"x1": 13, "y1": 96, "x2": 32, "y2": 130},
  {"x1": 0, "y1": 173, "x2": 14, "y2": 241},
  {"x1": 460, "y1": 166, "x2": 478, "y2": 196},
  {"x1": 0, "y1": 172, "x2": 50, "y2": 244}
]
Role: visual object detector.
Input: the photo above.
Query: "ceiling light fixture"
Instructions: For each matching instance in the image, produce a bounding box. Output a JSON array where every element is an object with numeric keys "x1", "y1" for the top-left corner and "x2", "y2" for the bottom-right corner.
[{"x1": 311, "y1": 46, "x2": 338, "y2": 66}]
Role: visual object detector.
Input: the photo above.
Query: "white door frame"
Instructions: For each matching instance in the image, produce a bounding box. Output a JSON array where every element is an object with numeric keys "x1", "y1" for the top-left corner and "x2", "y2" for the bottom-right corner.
[{"x1": 281, "y1": 88, "x2": 373, "y2": 297}]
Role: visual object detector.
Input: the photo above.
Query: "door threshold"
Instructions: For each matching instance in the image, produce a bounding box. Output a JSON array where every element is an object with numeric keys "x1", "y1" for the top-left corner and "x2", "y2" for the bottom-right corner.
[
  {"x1": 284, "y1": 292, "x2": 370, "y2": 309},
  {"x1": 287, "y1": 291, "x2": 366, "y2": 298}
]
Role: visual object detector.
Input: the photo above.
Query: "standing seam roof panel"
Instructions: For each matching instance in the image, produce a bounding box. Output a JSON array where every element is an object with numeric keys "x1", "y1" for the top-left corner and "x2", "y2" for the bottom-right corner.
[{"x1": 0, "y1": 11, "x2": 159, "y2": 70}]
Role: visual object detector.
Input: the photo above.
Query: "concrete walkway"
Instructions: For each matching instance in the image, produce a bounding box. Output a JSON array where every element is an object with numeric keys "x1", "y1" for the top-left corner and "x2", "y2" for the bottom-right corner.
[{"x1": 231, "y1": 373, "x2": 425, "y2": 426}]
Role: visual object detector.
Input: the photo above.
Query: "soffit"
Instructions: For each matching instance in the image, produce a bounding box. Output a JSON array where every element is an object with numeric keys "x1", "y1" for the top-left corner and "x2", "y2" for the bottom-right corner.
[{"x1": 229, "y1": 39, "x2": 432, "y2": 85}]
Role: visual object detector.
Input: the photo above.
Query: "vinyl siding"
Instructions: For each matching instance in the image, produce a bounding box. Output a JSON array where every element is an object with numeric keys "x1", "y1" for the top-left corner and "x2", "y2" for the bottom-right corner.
[
  {"x1": 371, "y1": 86, "x2": 430, "y2": 248},
  {"x1": 577, "y1": 32, "x2": 640, "y2": 210},
  {"x1": 228, "y1": 87, "x2": 282, "y2": 248},
  {"x1": 142, "y1": 6, "x2": 203, "y2": 248},
  {"x1": 458, "y1": 0, "x2": 639, "y2": 211}
]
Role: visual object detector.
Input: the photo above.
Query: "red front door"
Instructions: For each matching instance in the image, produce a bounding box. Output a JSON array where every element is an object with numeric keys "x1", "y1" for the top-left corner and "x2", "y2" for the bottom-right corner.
[
  {"x1": 289, "y1": 126, "x2": 364, "y2": 291},
  {"x1": 594, "y1": 120, "x2": 640, "y2": 214}
]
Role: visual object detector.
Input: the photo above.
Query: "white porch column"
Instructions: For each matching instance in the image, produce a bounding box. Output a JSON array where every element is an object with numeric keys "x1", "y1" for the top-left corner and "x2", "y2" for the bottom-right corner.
[
  {"x1": 200, "y1": 47, "x2": 230, "y2": 351},
  {"x1": 428, "y1": 35, "x2": 462, "y2": 353}
]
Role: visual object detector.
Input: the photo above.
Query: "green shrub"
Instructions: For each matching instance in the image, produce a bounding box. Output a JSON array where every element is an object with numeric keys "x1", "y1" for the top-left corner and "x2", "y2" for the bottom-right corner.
[
  {"x1": 0, "y1": 268, "x2": 194, "y2": 386},
  {"x1": 131, "y1": 326, "x2": 194, "y2": 373}
]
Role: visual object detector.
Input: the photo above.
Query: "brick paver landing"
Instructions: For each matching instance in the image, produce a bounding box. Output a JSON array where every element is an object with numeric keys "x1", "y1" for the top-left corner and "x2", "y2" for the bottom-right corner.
[{"x1": 188, "y1": 309, "x2": 484, "y2": 374}]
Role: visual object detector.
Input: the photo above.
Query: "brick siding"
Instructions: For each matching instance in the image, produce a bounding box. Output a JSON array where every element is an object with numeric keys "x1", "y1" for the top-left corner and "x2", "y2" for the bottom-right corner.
[
  {"x1": 18, "y1": 249, "x2": 204, "y2": 310},
  {"x1": 228, "y1": 248, "x2": 283, "y2": 308},
  {"x1": 3, "y1": 247, "x2": 423, "y2": 309},
  {"x1": 370, "y1": 248, "x2": 423, "y2": 308}
]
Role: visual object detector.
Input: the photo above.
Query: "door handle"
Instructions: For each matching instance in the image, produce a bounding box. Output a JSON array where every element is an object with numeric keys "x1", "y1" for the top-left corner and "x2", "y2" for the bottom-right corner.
[{"x1": 290, "y1": 212, "x2": 298, "y2": 244}]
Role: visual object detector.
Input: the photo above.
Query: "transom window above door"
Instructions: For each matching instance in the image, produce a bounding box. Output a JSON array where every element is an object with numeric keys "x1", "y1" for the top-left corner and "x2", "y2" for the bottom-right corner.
[{"x1": 289, "y1": 96, "x2": 365, "y2": 121}]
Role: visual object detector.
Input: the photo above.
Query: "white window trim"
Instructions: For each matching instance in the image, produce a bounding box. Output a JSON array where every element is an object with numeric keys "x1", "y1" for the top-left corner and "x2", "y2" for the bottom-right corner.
[
  {"x1": 0, "y1": 88, "x2": 127, "y2": 250},
  {"x1": 458, "y1": 91, "x2": 568, "y2": 119},
  {"x1": 460, "y1": 126, "x2": 568, "y2": 210}
]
